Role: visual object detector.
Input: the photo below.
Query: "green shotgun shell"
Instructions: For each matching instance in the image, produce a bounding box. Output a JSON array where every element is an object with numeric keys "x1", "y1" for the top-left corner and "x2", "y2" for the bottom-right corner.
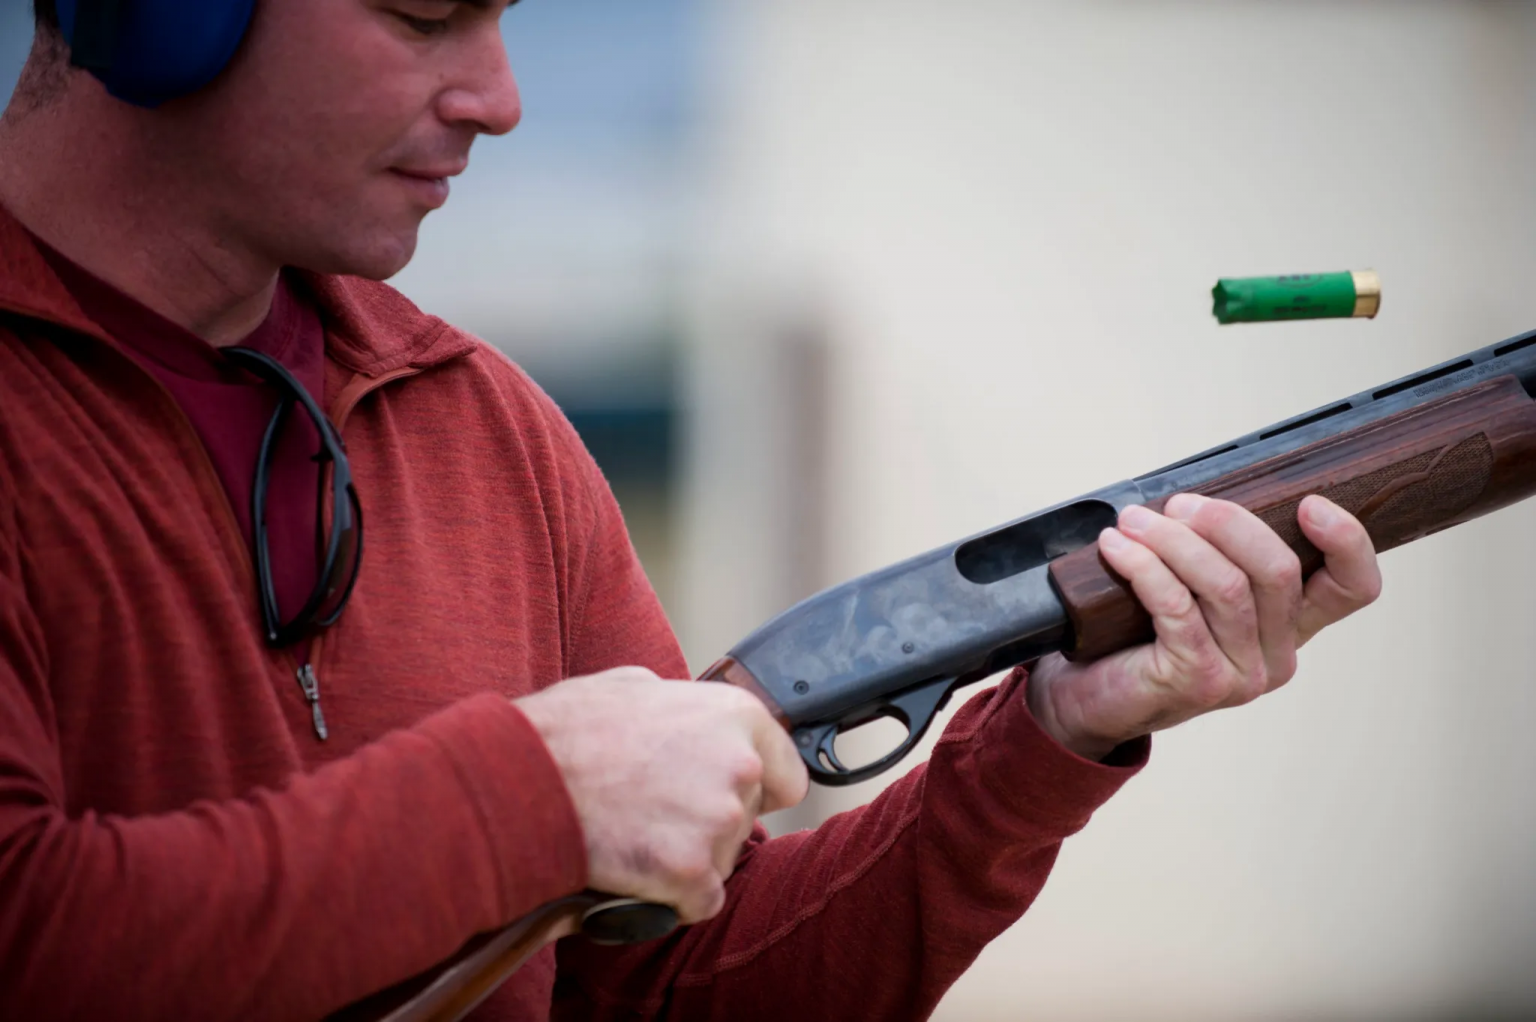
[{"x1": 1212, "y1": 270, "x2": 1381, "y2": 324}]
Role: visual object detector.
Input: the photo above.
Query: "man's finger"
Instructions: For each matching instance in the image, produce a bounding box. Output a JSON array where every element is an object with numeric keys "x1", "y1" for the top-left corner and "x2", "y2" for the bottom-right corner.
[
  {"x1": 1295, "y1": 495, "x2": 1383, "y2": 645},
  {"x1": 674, "y1": 872, "x2": 728, "y2": 925},
  {"x1": 712, "y1": 789, "x2": 759, "y2": 883},
  {"x1": 611, "y1": 835, "x2": 727, "y2": 926},
  {"x1": 1164, "y1": 494, "x2": 1303, "y2": 689},
  {"x1": 1116, "y1": 504, "x2": 1261, "y2": 688},
  {"x1": 751, "y1": 707, "x2": 809, "y2": 815},
  {"x1": 1097, "y1": 525, "x2": 1227, "y2": 695}
]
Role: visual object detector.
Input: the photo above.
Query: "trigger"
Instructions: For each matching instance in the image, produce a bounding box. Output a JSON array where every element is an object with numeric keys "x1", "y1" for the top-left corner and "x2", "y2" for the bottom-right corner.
[
  {"x1": 818, "y1": 727, "x2": 849, "y2": 773},
  {"x1": 792, "y1": 675, "x2": 958, "y2": 787},
  {"x1": 793, "y1": 722, "x2": 843, "y2": 777}
]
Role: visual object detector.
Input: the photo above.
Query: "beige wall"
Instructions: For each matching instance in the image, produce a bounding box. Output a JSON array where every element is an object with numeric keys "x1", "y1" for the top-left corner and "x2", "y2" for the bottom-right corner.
[{"x1": 679, "y1": 2, "x2": 1536, "y2": 1017}]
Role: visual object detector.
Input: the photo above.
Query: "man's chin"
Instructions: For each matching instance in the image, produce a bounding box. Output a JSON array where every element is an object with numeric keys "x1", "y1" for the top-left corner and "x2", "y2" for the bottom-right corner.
[{"x1": 297, "y1": 228, "x2": 421, "y2": 281}]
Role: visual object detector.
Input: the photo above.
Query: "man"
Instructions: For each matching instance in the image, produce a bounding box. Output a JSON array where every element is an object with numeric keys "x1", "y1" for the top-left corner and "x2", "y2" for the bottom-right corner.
[{"x1": 0, "y1": 1, "x2": 1382, "y2": 1019}]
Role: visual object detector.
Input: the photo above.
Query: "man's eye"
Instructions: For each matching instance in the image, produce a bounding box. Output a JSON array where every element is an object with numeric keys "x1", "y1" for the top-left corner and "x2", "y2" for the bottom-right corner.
[{"x1": 397, "y1": 13, "x2": 452, "y2": 36}]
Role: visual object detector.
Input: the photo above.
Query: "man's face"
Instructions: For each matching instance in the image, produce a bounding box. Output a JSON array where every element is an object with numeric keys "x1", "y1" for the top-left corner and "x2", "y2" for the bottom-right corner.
[{"x1": 167, "y1": 0, "x2": 521, "y2": 280}]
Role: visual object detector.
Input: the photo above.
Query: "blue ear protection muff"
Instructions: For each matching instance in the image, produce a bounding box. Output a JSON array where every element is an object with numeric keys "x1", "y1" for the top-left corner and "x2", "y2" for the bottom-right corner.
[{"x1": 57, "y1": 0, "x2": 258, "y2": 108}]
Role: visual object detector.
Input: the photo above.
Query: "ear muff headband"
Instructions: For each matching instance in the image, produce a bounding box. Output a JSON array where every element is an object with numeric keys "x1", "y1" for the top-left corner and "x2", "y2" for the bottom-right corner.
[{"x1": 57, "y1": 0, "x2": 257, "y2": 108}]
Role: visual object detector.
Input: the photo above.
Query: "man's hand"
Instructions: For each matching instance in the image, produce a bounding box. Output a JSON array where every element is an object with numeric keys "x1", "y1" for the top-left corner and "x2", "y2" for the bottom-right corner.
[
  {"x1": 1027, "y1": 493, "x2": 1383, "y2": 761},
  {"x1": 516, "y1": 668, "x2": 809, "y2": 924}
]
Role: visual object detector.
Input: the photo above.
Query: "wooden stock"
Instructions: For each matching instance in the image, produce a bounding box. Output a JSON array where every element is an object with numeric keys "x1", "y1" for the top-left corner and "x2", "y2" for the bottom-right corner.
[
  {"x1": 1050, "y1": 375, "x2": 1536, "y2": 661},
  {"x1": 334, "y1": 657, "x2": 784, "y2": 1022},
  {"x1": 326, "y1": 893, "x2": 599, "y2": 1022}
]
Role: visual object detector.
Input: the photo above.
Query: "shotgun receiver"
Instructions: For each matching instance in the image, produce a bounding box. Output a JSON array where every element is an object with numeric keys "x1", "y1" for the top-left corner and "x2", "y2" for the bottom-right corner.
[{"x1": 343, "y1": 326, "x2": 1536, "y2": 1022}]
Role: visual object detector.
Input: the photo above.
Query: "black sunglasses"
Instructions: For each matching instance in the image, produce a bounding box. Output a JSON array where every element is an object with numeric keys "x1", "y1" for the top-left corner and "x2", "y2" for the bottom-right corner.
[{"x1": 224, "y1": 346, "x2": 363, "y2": 648}]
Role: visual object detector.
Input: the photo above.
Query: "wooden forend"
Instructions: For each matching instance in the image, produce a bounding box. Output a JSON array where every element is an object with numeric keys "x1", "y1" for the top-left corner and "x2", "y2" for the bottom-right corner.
[{"x1": 1049, "y1": 375, "x2": 1536, "y2": 663}]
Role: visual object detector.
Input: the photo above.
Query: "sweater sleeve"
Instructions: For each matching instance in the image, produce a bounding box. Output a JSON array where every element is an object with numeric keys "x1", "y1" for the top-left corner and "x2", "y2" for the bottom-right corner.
[
  {"x1": 548, "y1": 431, "x2": 1148, "y2": 1020},
  {"x1": 0, "y1": 518, "x2": 588, "y2": 1021},
  {"x1": 555, "y1": 667, "x2": 1146, "y2": 1020}
]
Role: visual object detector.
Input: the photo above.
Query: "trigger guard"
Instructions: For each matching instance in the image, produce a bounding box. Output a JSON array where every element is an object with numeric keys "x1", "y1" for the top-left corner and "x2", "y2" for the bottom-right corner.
[{"x1": 793, "y1": 676, "x2": 957, "y2": 788}]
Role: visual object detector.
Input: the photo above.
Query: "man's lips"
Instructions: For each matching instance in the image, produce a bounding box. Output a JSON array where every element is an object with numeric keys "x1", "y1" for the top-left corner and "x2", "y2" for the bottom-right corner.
[
  {"x1": 388, "y1": 163, "x2": 467, "y2": 209},
  {"x1": 392, "y1": 162, "x2": 468, "y2": 181}
]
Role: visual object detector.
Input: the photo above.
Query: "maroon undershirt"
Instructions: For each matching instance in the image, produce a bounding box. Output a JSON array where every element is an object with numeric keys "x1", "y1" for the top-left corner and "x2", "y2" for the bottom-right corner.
[{"x1": 38, "y1": 241, "x2": 328, "y2": 664}]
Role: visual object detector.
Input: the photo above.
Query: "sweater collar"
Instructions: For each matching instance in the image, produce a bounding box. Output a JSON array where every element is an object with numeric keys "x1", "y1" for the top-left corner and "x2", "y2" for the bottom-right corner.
[{"x1": 0, "y1": 202, "x2": 477, "y2": 378}]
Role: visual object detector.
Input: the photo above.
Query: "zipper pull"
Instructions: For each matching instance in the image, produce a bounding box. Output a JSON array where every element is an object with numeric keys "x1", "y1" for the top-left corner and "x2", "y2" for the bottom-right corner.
[{"x1": 296, "y1": 664, "x2": 329, "y2": 741}]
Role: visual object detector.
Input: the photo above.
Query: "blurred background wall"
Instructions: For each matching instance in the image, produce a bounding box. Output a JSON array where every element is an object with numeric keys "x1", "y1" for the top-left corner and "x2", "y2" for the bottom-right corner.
[
  {"x1": 5, "y1": 2, "x2": 1535, "y2": 1018},
  {"x1": 684, "y1": 3, "x2": 1536, "y2": 1020}
]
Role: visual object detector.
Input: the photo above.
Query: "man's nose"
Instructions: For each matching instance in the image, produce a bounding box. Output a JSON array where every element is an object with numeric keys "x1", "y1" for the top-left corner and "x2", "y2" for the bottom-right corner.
[{"x1": 438, "y1": 27, "x2": 522, "y2": 137}]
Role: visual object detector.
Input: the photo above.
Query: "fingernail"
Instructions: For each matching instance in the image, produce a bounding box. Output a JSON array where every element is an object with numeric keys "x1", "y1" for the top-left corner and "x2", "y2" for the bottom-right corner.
[
  {"x1": 1307, "y1": 497, "x2": 1339, "y2": 529},
  {"x1": 1164, "y1": 493, "x2": 1207, "y2": 521},
  {"x1": 1119, "y1": 505, "x2": 1154, "y2": 534},
  {"x1": 1100, "y1": 527, "x2": 1130, "y2": 553}
]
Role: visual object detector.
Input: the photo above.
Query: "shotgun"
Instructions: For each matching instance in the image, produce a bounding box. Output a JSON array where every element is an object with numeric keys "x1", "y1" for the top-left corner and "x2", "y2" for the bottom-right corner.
[{"x1": 340, "y1": 325, "x2": 1536, "y2": 1022}]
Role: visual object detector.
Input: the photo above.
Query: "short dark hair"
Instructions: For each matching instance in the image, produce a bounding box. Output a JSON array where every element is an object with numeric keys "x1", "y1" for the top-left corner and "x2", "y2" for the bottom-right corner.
[{"x1": 35, "y1": 0, "x2": 60, "y2": 31}]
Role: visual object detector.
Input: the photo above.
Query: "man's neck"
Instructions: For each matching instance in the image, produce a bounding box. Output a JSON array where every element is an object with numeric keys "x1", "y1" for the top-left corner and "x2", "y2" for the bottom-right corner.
[{"x1": 0, "y1": 85, "x2": 279, "y2": 347}]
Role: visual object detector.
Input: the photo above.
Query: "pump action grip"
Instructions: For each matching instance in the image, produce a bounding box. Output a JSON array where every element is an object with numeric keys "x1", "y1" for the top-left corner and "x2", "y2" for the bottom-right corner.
[{"x1": 1049, "y1": 375, "x2": 1536, "y2": 663}]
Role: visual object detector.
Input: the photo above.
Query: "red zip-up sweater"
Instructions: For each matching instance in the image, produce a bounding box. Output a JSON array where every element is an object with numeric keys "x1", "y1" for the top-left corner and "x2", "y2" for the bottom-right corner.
[{"x1": 0, "y1": 205, "x2": 1148, "y2": 1021}]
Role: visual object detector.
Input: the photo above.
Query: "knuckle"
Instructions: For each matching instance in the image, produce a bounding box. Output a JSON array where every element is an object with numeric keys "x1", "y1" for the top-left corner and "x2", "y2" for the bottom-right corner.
[
  {"x1": 1181, "y1": 648, "x2": 1234, "y2": 706},
  {"x1": 668, "y1": 848, "x2": 715, "y2": 889},
  {"x1": 1152, "y1": 584, "x2": 1198, "y2": 621},
  {"x1": 1211, "y1": 569, "x2": 1252, "y2": 608},
  {"x1": 1231, "y1": 600, "x2": 1260, "y2": 637},
  {"x1": 1195, "y1": 669, "x2": 1239, "y2": 708},
  {"x1": 619, "y1": 840, "x2": 659, "y2": 881},
  {"x1": 1183, "y1": 676, "x2": 1224, "y2": 710},
  {"x1": 1270, "y1": 550, "x2": 1303, "y2": 592},
  {"x1": 726, "y1": 750, "x2": 764, "y2": 789},
  {"x1": 1167, "y1": 639, "x2": 1228, "y2": 700},
  {"x1": 711, "y1": 798, "x2": 747, "y2": 836}
]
